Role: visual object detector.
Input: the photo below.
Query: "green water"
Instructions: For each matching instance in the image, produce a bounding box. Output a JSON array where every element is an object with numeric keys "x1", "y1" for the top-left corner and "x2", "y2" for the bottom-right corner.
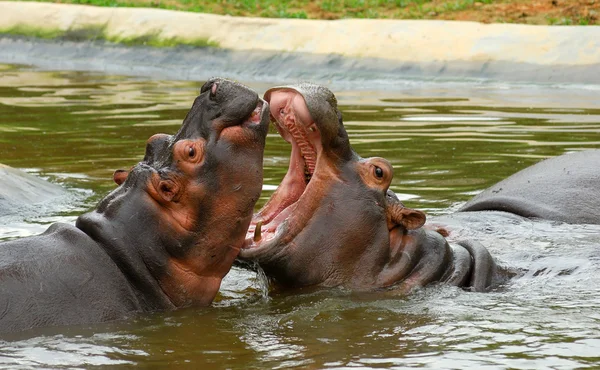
[{"x1": 1, "y1": 64, "x2": 600, "y2": 368}]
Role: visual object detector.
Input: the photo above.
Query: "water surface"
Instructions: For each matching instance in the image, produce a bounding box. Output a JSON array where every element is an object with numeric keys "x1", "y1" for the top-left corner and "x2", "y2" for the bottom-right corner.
[{"x1": 1, "y1": 64, "x2": 599, "y2": 368}]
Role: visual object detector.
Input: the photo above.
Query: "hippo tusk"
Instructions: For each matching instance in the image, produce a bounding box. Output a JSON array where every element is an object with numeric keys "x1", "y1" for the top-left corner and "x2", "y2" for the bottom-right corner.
[{"x1": 254, "y1": 221, "x2": 263, "y2": 242}]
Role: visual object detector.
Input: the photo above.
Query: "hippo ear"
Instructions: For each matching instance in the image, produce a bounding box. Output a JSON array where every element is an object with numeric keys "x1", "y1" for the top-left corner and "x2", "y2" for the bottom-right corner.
[
  {"x1": 113, "y1": 169, "x2": 129, "y2": 186},
  {"x1": 399, "y1": 208, "x2": 427, "y2": 230},
  {"x1": 388, "y1": 204, "x2": 426, "y2": 230}
]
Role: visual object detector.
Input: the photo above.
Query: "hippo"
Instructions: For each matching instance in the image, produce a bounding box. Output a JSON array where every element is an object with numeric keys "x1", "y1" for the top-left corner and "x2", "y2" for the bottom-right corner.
[
  {"x1": 0, "y1": 164, "x2": 70, "y2": 217},
  {"x1": 237, "y1": 83, "x2": 498, "y2": 293},
  {"x1": 459, "y1": 150, "x2": 600, "y2": 225},
  {"x1": 0, "y1": 78, "x2": 270, "y2": 333}
]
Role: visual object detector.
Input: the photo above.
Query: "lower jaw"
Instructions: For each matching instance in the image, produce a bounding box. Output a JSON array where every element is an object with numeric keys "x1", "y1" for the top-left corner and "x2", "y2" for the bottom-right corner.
[
  {"x1": 242, "y1": 141, "x2": 316, "y2": 254},
  {"x1": 242, "y1": 212, "x2": 289, "y2": 252},
  {"x1": 244, "y1": 177, "x2": 310, "y2": 251},
  {"x1": 239, "y1": 233, "x2": 278, "y2": 258}
]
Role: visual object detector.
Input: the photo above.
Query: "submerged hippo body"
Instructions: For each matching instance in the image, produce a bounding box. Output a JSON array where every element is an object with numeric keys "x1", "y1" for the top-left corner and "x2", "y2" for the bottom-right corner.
[
  {"x1": 459, "y1": 150, "x2": 600, "y2": 225},
  {"x1": 238, "y1": 83, "x2": 498, "y2": 293},
  {"x1": 0, "y1": 78, "x2": 270, "y2": 333},
  {"x1": 0, "y1": 164, "x2": 70, "y2": 217}
]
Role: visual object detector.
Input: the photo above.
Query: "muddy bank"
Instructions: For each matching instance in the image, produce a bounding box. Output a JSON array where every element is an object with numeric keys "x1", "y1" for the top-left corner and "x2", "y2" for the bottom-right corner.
[{"x1": 0, "y1": 1, "x2": 599, "y2": 85}]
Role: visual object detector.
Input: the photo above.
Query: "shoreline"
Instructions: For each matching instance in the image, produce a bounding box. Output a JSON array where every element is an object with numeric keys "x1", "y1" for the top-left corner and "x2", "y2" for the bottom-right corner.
[{"x1": 1, "y1": 1, "x2": 599, "y2": 85}]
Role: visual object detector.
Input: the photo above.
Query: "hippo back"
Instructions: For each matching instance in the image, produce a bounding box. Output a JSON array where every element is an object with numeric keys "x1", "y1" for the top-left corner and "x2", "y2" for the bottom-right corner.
[
  {"x1": 459, "y1": 150, "x2": 600, "y2": 225},
  {"x1": 0, "y1": 164, "x2": 69, "y2": 217}
]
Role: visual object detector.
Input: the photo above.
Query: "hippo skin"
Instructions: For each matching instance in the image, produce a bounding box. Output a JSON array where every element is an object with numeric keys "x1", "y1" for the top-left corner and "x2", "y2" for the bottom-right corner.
[
  {"x1": 0, "y1": 164, "x2": 70, "y2": 217},
  {"x1": 459, "y1": 150, "x2": 600, "y2": 225},
  {"x1": 237, "y1": 83, "x2": 498, "y2": 294},
  {"x1": 0, "y1": 78, "x2": 270, "y2": 333}
]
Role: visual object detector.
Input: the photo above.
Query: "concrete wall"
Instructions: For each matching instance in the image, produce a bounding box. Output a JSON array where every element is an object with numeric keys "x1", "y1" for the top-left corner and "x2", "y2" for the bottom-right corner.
[{"x1": 1, "y1": 1, "x2": 599, "y2": 84}]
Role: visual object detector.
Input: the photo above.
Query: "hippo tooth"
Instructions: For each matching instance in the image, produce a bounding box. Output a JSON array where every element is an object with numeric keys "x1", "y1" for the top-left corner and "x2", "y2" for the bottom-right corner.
[
  {"x1": 304, "y1": 165, "x2": 312, "y2": 183},
  {"x1": 254, "y1": 221, "x2": 263, "y2": 242},
  {"x1": 282, "y1": 113, "x2": 316, "y2": 175}
]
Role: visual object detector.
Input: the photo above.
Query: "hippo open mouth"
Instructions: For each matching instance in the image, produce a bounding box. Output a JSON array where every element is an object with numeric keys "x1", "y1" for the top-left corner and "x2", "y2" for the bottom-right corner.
[
  {"x1": 237, "y1": 83, "x2": 497, "y2": 293},
  {"x1": 240, "y1": 85, "x2": 335, "y2": 255}
]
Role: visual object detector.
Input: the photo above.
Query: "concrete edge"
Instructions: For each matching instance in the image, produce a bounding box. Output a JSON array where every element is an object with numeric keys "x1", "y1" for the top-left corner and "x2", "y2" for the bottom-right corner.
[
  {"x1": 3, "y1": 35, "x2": 600, "y2": 87},
  {"x1": 1, "y1": 1, "x2": 600, "y2": 67}
]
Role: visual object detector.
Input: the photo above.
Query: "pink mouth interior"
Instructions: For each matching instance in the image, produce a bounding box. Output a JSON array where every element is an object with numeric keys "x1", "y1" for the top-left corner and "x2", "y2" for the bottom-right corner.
[
  {"x1": 245, "y1": 100, "x2": 264, "y2": 125},
  {"x1": 243, "y1": 90, "x2": 321, "y2": 249}
]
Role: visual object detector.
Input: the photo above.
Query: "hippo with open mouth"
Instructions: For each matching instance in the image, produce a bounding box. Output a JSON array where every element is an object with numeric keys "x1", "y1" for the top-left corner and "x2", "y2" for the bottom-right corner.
[
  {"x1": 0, "y1": 78, "x2": 269, "y2": 333},
  {"x1": 237, "y1": 83, "x2": 497, "y2": 293}
]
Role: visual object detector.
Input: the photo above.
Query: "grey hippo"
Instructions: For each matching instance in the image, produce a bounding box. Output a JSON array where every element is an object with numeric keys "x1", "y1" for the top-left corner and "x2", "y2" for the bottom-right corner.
[
  {"x1": 0, "y1": 78, "x2": 270, "y2": 333},
  {"x1": 0, "y1": 164, "x2": 71, "y2": 217},
  {"x1": 237, "y1": 83, "x2": 498, "y2": 293},
  {"x1": 458, "y1": 149, "x2": 600, "y2": 225}
]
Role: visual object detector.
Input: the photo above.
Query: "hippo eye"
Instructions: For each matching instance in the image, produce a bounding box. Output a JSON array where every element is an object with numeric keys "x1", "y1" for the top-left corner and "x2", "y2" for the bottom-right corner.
[
  {"x1": 279, "y1": 108, "x2": 285, "y2": 116},
  {"x1": 374, "y1": 166, "x2": 384, "y2": 179},
  {"x1": 188, "y1": 146, "x2": 195, "y2": 157}
]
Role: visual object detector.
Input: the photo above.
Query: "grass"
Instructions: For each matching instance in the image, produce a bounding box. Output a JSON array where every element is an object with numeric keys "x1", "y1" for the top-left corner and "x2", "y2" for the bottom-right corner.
[
  {"x1": 15, "y1": 0, "x2": 598, "y2": 24},
  {"x1": 0, "y1": 24, "x2": 220, "y2": 48},
  {"x1": 0, "y1": 25, "x2": 67, "y2": 40}
]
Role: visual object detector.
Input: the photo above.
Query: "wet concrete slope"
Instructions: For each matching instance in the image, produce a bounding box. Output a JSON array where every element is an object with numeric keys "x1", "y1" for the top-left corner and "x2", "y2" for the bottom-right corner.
[{"x1": 0, "y1": 1, "x2": 599, "y2": 85}]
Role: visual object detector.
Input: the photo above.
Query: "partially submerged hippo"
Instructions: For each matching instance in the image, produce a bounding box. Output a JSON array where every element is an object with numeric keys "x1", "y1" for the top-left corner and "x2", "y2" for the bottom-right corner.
[
  {"x1": 459, "y1": 150, "x2": 600, "y2": 225},
  {"x1": 0, "y1": 78, "x2": 269, "y2": 333},
  {"x1": 0, "y1": 164, "x2": 70, "y2": 217},
  {"x1": 238, "y1": 83, "x2": 497, "y2": 293}
]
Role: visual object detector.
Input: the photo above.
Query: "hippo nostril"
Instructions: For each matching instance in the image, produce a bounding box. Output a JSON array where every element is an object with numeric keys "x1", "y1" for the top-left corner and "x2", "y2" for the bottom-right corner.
[
  {"x1": 157, "y1": 179, "x2": 180, "y2": 202},
  {"x1": 210, "y1": 83, "x2": 218, "y2": 97}
]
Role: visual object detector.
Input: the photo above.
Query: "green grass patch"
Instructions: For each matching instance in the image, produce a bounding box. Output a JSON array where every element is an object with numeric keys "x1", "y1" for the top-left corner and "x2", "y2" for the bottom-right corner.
[
  {"x1": 111, "y1": 33, "x2": 219, "y2": 48},
  {"x1": 547, "y1": 14, "x2": 596, "y2": 26},
  {"x1": 0, "y1": 24, "x2": 220, "y2": 48},
  {"x1": 8, "y1": 0, "x2": 599, "y2": 25},
  {"x1": 0, "y1": 24, "x2": 67, "y2": 39},
  {"x1": 14, "y1": 0, "x2": 452, "y2": 19}
]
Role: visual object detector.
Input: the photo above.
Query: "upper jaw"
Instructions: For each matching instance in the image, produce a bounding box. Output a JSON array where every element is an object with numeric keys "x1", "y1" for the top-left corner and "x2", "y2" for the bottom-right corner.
[{"x1": 221, "y1": 97, "x2": 269, "y2": 130}]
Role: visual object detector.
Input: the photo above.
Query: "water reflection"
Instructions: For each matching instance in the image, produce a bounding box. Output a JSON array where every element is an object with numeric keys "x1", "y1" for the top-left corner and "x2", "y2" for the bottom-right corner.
[
  {"x1": 0, "y1": 333, "x2": 147, "y2": 367},
  {"x1": 0, "y1": 65, "x2": 600, "y2": 368}
]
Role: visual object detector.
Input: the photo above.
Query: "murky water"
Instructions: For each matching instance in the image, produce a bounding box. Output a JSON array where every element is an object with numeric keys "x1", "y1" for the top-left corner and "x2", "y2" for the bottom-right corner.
[{"x1": 1, "y1": 64, "x2": 600, "y2": 368}]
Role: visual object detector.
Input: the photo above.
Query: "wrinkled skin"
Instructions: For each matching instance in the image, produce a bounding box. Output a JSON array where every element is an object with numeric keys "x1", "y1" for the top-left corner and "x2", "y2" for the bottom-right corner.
[
  {"x1": 237, "y1": 83, "x2": 497, "y2": 293},
  {"x1": 0, "y1": 78, "x2": 270, "y2": 333},
  {"x1": 459, "y1": 150, "x2": 600, "y2": 225}
]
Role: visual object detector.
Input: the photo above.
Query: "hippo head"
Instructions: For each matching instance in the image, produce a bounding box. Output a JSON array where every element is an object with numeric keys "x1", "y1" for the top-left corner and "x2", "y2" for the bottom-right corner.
[
  {"x1": 77, "y1": 78, "x2": 270, "y2": 307},
  {"x1": 237, "y1": 83, "x2": 428, "y2": 290}
]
